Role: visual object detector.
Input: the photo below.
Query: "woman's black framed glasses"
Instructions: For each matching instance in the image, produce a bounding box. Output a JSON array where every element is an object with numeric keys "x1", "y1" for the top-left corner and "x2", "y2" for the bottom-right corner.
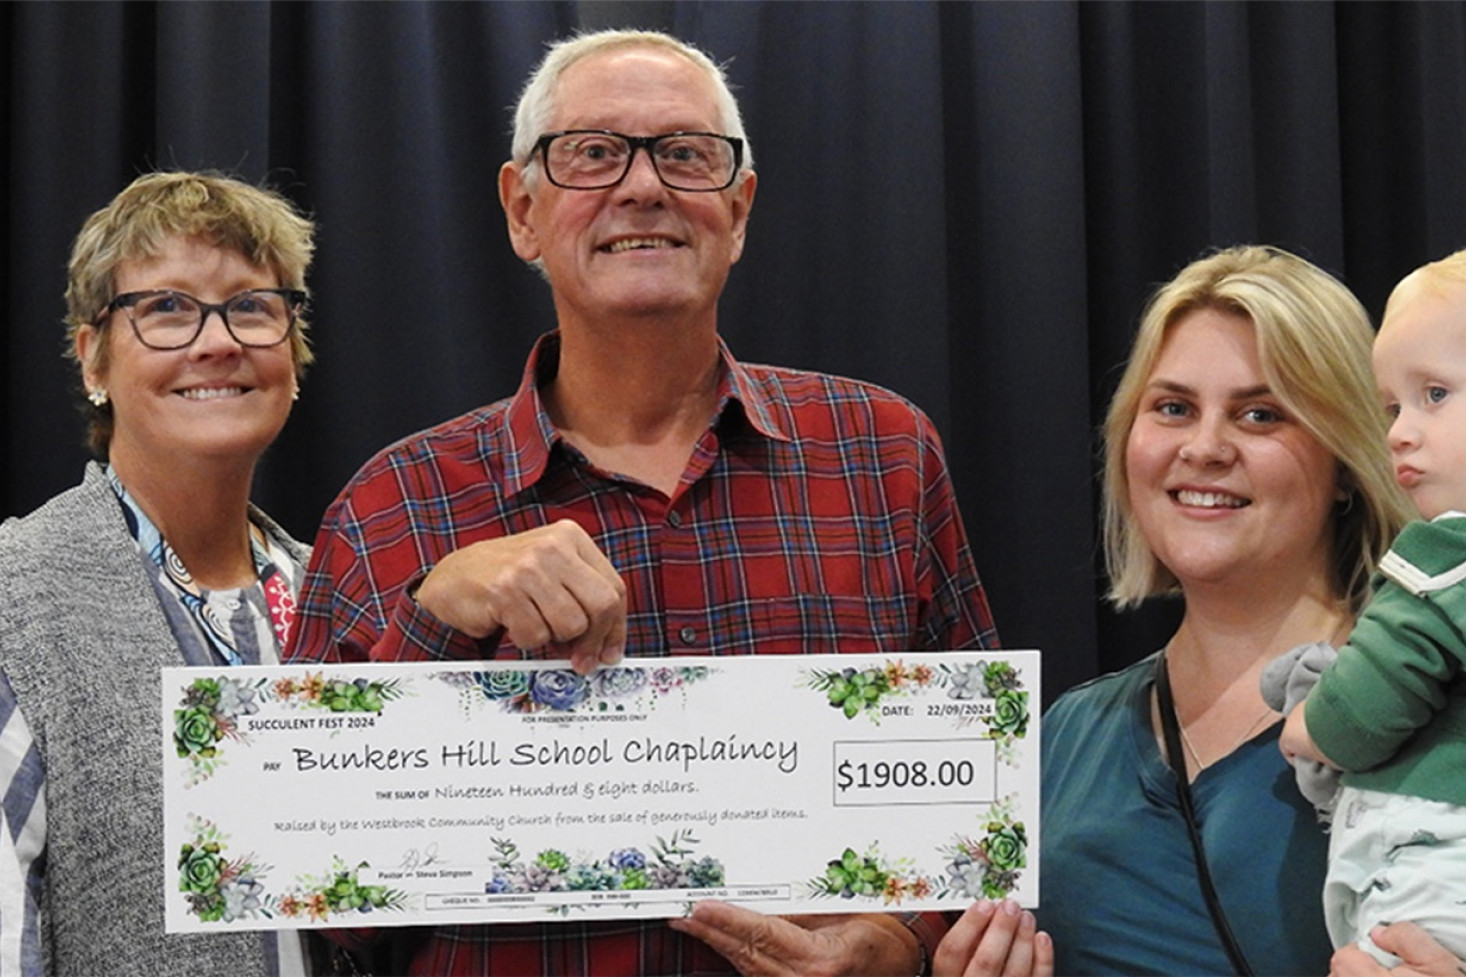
[{"x1": 97, "y1": 288, "x2": 306, "y2": 350}]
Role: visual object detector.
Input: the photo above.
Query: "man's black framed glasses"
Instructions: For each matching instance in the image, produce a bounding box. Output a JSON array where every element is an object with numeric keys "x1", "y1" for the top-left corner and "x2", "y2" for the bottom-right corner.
[{"x1": 533, "y1": 130, "x2": 744, "y2": 191}]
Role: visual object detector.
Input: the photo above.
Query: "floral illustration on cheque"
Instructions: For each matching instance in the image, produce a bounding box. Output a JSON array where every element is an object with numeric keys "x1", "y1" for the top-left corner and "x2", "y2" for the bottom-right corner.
[
  {"x1": 179, "y1": 815, "x2": 406, "y2": 924},
  {"x1": 481, "y1": 829, "x2": 724, "y2": 914},
  {"x1": 802, "y1": 659, "x2": 1029, "y2": 754},
  {"x1": 939, "y1": 794, "x2": 1028, "y2": 901},
  {"x1": 806, "y1": 843, "x2": 936, "y2": 906},
  {"x1": 437, "y1": 664, "x2": 714, "y2": 717},
  {"x1": 807, "y1": 795, "x2": 1027, "y2": 905},
  {"x1": 174, "y1": 673, "x2": 406, "y2": 785}
]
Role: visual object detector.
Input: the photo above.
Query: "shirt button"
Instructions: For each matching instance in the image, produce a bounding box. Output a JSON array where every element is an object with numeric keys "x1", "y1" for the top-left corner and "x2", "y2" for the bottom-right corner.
[
  {"x1": 225, "y1": 598, "x2": 242, "y2": 610},
  {"x1": 667, "y1": 510, "x2": 683, "y2": 529},
  {"x1": 678, "y1": 626, "x2": 697, "y2": 646}
]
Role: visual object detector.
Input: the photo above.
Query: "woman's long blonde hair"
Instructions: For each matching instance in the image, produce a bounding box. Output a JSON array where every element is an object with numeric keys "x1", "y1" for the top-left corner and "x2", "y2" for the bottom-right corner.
[{"x1": 1102, "y1": 245, "x2": 1410, "y2": 612}]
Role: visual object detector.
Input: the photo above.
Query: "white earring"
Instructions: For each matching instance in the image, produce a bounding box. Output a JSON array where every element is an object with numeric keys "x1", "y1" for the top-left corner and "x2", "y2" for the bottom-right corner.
[{"x1": 87, "y1": 388, "x2": 109, "y2": 407}]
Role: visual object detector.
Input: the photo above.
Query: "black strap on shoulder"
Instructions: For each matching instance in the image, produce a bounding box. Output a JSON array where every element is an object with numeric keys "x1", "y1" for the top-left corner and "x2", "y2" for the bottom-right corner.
[{"x1": 1154, "y1": 654, "x2": 1255, "y2": 977}]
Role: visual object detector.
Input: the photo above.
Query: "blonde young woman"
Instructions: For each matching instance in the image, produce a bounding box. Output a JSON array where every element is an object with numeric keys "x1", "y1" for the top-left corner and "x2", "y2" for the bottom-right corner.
[
  {"x1": 939, "y1": 246, "x2": 1425, "y2": 977},
  {"x1": 0, "y1": 172, "x2": 314, "y2": 975}
]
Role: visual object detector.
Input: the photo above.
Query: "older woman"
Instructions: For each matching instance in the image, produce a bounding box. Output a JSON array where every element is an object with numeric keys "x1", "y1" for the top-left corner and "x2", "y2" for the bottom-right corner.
[
  {"x1": 939, "y1": 246, "x2": 1419, "y2": 976},
  {"x1": 0, "y1": 172, "x2": 314, "y2": 975}
]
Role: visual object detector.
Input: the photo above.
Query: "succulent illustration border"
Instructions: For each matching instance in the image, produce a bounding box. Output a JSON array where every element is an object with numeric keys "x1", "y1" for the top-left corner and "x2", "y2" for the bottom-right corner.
[
  {"x1": 179, "y1": 815, "x2": 406, "y2": 924},
  {"x1": 806, "y1": 795, "x2": 1028, "y2": 905},
  {"x1": 437, "y1": 663, "x2": 714, "y2": 715},
  {"x1": 802, "y1": 658, "x2": 1030, "y2": 743},
  {"x1": 173, "y1": 672, "x2": 406, "y2": 785},
  {"x1": 481, "y1": 828, "x2": 725, "y2": 910}
]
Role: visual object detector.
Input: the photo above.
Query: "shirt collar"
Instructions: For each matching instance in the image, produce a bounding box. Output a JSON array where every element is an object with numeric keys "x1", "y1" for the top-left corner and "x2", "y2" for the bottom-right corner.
[{"x1": 498, "y1": 330, "x2": 791, "y2": 496}]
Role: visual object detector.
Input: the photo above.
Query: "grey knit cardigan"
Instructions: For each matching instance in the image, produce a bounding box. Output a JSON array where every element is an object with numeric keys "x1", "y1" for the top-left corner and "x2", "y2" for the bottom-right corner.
[{"x1": 0, "y1": 463, "x2": 308, "y2": 975}]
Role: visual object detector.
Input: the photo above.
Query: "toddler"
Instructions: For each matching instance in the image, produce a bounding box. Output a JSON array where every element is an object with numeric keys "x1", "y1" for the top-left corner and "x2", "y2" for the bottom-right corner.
[{"x1": 1281, "y1": 249, "x2": 1466, "y2": 966}]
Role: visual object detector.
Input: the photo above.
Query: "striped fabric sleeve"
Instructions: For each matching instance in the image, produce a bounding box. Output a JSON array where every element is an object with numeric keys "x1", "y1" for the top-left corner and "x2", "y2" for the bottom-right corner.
[{"x1": 0, "y1": 670, "x2": 45, "y2": 976}]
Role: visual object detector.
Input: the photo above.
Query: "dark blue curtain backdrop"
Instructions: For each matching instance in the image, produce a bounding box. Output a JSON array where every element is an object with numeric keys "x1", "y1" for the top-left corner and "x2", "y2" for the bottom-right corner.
[{"x1": 5, "y1": 1, "x2": 1466, "y2": 705}]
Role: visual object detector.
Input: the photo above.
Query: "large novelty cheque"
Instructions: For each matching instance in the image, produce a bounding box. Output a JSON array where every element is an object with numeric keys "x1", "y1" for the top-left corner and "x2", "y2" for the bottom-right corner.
[{"x1": 163, "y1": 651, "x2": 1039, "y2": 932}]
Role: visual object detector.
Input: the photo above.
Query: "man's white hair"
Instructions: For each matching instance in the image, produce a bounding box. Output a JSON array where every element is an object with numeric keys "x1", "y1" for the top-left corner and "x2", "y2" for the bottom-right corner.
[{"x1": 510, "y1": 28, "x2": 754, "y2": 172}]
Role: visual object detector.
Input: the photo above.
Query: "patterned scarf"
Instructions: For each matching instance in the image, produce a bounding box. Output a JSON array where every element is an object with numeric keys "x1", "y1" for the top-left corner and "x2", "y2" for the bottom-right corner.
[{"x1": 105, "y1": 466, "x2": 301, "y2": 666}]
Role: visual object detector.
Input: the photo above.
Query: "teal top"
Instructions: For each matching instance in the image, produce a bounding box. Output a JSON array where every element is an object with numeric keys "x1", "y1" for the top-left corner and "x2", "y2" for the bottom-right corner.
[
  {"x1": 1041, "y1": 654, "x2": 1332, "y2": 976},
  {"x1": 1307, "y1": 515, "x2": 1466, "y2": 805}
]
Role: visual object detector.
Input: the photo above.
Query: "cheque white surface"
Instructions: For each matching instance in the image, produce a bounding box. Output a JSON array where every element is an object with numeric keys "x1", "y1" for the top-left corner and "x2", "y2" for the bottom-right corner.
[{"x1": 163, "y1": 651, "x2": 1038, "y2": 932}]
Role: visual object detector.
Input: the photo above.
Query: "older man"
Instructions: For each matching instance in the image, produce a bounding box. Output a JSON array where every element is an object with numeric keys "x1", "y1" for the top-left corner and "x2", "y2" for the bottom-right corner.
[{"x1": 290, "y1": 28, "x2": 997, "y2": 976}]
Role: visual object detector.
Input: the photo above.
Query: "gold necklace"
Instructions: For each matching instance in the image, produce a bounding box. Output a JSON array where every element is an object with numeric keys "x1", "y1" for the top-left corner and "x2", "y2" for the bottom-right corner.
[{"x1": 1178, "y1": 706, "x2": 1276, "y2": 770}]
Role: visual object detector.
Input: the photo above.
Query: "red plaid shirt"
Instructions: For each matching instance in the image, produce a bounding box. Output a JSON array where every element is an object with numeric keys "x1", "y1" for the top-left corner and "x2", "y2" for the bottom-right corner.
[{"x1": 289, "y1": 332, "x2": 998, "y2": 975}]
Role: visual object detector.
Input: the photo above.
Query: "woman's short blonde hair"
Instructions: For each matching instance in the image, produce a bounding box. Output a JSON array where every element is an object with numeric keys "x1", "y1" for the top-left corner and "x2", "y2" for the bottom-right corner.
[
  {"x1": 64, "y1": 170, "x2": 316, "y2": 456},
  {"x1": 1102, "y1": 245, "x2": 1411, "y2": 612}
]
